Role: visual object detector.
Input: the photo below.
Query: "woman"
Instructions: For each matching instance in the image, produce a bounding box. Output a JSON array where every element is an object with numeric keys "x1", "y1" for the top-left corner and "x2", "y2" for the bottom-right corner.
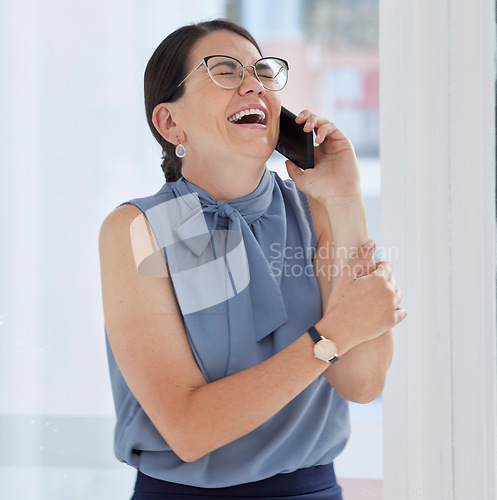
[{"x1": 99, "y1": 19, "x2": 405, "y2": 500}]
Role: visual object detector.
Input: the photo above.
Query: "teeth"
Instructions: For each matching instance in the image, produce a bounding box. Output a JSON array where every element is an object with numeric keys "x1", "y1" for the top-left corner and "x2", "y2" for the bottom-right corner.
[{"x1": 228, "y1": 108, "x2": 266, "y2": 124}]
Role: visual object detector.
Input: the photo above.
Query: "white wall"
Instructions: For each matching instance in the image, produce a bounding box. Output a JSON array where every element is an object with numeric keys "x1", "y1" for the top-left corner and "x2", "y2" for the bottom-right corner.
[{"x1": 380, "y1": 0, "x2": 497, "y2": 498}]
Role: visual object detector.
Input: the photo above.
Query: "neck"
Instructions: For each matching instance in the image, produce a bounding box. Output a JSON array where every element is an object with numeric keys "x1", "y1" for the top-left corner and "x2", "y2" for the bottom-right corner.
[{"x1": 181, "y1": 158, "x2": 267, "y2": 201}]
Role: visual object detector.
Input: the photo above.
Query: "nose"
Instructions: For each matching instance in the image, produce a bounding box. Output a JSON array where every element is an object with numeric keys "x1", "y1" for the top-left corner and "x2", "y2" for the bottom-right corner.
[{"x1": 238, "y1": 65, "x2": 265, "y2": 95}]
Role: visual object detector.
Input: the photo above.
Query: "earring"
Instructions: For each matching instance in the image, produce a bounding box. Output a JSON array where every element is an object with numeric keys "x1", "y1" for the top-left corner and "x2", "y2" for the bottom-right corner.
[{"x1": 175, "y1": 140, "x2": 185, "y2": 158}]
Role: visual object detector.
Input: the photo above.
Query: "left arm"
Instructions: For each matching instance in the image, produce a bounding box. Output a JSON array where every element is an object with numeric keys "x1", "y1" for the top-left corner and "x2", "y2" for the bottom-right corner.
[
  {"x1": 309, "y1": 195, "x2": 393, "y2": 404},
  {"x1": 286, "y1": 111, "x2": 395, "y2": 404}
]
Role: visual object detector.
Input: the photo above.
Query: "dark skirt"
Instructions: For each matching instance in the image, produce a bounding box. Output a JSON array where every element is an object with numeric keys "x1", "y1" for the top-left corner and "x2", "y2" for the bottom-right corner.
[{"x1": 130, "y1": 463, "x2": 342, "y2": 499}]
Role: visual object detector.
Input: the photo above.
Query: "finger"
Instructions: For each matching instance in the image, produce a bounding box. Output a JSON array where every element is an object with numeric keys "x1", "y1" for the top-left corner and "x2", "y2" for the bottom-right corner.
[
  {"x1": 373, "y1": 261, "x2": 393, "y2": 280},
  {"x1": 355, "y1": 256, "x2": 377, "y2": 278},
  {"x1": 296, "y1": 110, "x2": 329, "y2": 133},
  {"x1": 296, "y1": 109, "x2": 313, "y2": 125},
  {"x1": 314, "y1": 122, "x2": 343, "y2": 144},
  {"x1": 306, "y1": 116, "x2": 338, "y2": 135},
  {"x1": 296, "y1": 111, "x2": 353, "y2": 149},
  {"x1": 393, "y1": 307, "x2": 407, "y2": 325},
  {"x1": 306, "y1": 115, "x2": 346, "y2": 139},
  {"x1": 285, "y1": 160, "x2": 304, "y2": 183},
  {"x1": 347, "y1": 240, "x2": 377, "y2": 279},
  {"x1": 303, "y1": 116, "x2": 321, "y2": 133},
  {"x1": 295, "y1": 110, "x2": 309, "y2": 124}
]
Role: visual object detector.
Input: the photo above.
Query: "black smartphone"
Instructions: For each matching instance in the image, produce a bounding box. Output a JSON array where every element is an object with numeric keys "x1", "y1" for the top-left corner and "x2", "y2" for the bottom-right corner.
[{"x1": 276, "y1": 106, "x2": 314, "y2": 169}]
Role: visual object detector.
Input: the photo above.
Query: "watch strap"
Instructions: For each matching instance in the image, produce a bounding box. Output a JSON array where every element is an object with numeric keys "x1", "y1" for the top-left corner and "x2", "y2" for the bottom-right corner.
[{"x1": 308, "y1": 325, "x2": 322, "y2": 343}]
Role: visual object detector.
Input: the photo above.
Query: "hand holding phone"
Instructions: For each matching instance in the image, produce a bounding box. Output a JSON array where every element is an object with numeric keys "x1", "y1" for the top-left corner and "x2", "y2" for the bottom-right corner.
[{"x1": 276, "y1": 106, "x2": 314, "y2": 170}]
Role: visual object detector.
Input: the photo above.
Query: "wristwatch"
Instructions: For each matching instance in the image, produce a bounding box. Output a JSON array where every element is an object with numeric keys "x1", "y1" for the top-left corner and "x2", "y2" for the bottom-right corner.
[{"x1": 308, "y1": 326, "x2": 339, "y2": 364}]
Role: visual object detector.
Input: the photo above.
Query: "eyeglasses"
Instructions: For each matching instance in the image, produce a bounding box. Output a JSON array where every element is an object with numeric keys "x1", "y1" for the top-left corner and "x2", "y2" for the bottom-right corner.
[{"x1": 177, "y1": 55, "x2": 289, "y2": 92}]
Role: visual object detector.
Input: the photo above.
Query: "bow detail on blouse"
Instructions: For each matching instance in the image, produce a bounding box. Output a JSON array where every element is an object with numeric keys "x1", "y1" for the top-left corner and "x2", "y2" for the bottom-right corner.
[{"x1": 170, "y1": 169, "x2": 288, "y2": 345}]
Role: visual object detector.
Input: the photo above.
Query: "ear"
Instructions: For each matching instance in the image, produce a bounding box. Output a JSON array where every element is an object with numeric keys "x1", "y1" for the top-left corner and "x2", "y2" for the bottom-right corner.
[{"x1": 152, "y1": 103, "x2": 183, "y2": 144}]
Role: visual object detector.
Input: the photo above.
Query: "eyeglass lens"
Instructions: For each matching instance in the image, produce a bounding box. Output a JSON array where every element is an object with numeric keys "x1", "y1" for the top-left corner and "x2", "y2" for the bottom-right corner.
[{"x1": 206, "y1": 57, "x2": 288, "y2": 90}]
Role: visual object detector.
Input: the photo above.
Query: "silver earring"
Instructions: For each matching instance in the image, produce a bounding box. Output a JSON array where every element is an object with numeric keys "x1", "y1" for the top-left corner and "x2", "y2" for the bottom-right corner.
[{"x1": 175, "y1": 141, "x2": 185, "y2": 158}]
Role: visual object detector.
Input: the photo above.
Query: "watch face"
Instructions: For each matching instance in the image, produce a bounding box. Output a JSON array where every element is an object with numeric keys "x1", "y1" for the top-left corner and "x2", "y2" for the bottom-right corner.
[{"x1": 314, "y1": 338, "x2": 337, "y2": 362}]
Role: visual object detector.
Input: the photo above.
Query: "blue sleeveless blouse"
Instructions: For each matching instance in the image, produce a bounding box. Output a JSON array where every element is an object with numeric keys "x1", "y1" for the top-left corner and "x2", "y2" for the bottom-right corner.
[{"x1": 106, "y1": 169, "x2": 350, "y2": 488}]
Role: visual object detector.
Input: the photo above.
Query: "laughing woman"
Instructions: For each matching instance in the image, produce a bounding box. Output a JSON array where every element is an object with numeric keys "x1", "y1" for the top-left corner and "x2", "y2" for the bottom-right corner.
[{"x1": 99, "y1": 19, "x2": 405, "y2": 500}]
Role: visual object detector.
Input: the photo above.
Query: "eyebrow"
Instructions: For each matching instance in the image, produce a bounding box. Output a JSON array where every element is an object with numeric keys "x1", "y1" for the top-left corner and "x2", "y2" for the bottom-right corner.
[
  {"x1": 209, "y1": 59, "x2": 238, "y2": 70},
  {"x1": 256, "y1": 61, "x2": 271, "y2": 70}
]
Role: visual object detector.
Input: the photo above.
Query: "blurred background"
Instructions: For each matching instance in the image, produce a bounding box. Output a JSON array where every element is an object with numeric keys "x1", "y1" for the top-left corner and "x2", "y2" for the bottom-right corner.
[{"x1": 0, "y1": 1, "x2": 381, "y2": 498}]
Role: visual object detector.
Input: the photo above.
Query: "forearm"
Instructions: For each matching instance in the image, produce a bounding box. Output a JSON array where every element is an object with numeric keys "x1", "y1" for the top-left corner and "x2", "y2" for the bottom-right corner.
[
  {"x1": 322, "y1": 196, "x2": 371, "y2": 284},
  {"x1": 324, "y1": 330, "x2": 393, "y2": 403},
  {"x1": 163, "y1": 332, "x2": 328, "y2": 462},
  {"x1": 320, "y1": 197, "x2": 393, "y2": 401}
]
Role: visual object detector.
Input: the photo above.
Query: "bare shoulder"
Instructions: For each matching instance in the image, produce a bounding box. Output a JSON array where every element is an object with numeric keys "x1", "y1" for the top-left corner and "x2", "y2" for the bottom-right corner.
[
  {"x1": 99, "y1": 203, "x2": 144, "y2": 252},
  {"x1": 100, "y1": 203, "x2": 168, "y2": 276},
  {"x1": 99, "y1": 200, "x2": 176, "y2": 329},
  {"x1": 99, "y1": 204, "x2": 142, "y2": 278}
]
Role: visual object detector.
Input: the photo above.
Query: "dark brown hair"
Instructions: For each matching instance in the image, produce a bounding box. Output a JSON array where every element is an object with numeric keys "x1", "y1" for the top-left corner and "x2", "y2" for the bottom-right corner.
[{"x1": 144, "y1": 19, "x2": 262, "y2": 182}]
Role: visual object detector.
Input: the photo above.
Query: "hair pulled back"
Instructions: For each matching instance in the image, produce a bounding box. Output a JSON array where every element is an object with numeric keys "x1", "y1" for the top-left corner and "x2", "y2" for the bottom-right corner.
[{"x1": 144, "y1": 19, "x2": 262, "y2": 182}]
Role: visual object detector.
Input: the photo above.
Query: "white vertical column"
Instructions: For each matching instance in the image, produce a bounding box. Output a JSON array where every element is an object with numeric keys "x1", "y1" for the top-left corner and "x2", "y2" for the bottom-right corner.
[
  {"x1": 380, "y1": 0, "x2": 496, "y2": 499},
  {"x1": 449, "y1": 1, "x2": 497, "y2": 497}
]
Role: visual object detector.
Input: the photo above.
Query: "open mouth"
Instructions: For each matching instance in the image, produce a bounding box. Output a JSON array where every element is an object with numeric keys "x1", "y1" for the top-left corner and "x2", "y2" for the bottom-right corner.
[{"x1": 228, "y1": 108, "x2": 267, "y2": 125}]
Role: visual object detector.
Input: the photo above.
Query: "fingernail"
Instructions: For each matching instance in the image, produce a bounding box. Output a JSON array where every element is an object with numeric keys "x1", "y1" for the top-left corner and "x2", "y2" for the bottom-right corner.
[
  {"x1": 299, "y1": 113, "x2": 305, "y2": 118},
  {"x1": 363, "y1": 239, "x2": 374, "y2": 250}
]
